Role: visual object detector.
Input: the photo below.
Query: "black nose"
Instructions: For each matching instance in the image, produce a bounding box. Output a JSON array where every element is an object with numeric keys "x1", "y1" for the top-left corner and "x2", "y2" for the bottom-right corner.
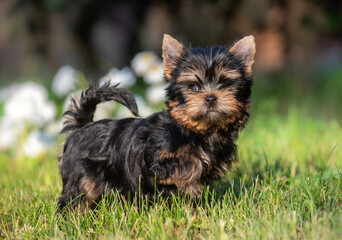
[{"x1": 205, "y1": 95, "x2": 217, "y2": 105}]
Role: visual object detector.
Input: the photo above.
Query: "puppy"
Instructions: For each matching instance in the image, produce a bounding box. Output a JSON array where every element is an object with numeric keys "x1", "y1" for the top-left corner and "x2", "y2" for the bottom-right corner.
[{"x1": 57, "y1": 34, "x2": 255, "y2": 210}]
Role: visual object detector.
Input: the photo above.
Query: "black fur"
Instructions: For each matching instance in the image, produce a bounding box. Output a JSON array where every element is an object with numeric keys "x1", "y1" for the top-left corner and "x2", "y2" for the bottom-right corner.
[{"x1": 57, "y1": 35, "x2": 255, "y2": 211}]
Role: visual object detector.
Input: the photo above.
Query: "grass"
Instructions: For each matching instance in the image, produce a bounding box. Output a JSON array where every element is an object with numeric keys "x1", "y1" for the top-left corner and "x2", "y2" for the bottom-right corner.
[{"x1": 1, "y1": 74, "x2": 342, "y2": 239}]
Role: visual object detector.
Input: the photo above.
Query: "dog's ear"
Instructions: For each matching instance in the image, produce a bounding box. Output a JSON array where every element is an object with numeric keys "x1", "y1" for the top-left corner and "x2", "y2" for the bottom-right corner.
[
  {"x1": 162, "y1": 34, "x2": 185, "y2": 81},
  {"x1": 229, "y1": 36, "x2": 256, "y2": 76}
]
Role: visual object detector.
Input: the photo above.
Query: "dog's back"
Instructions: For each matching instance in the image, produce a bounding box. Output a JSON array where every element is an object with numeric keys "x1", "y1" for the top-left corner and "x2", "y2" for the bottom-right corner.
[{"x1": 57, "y1": 83, "x2": 140, "y2": 211}]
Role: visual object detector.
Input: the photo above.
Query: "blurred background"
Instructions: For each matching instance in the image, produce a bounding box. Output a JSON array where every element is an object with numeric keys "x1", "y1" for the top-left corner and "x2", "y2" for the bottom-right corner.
[
  {"x1": 1, "y1": 0, "x2": 342, "y2": 77},
  {"x1": 0, "y1": 0, "x2": 341, "y2": 159}
]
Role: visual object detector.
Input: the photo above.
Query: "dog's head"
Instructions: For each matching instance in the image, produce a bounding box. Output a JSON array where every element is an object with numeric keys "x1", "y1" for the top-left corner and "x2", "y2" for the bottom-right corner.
[{"x1": 163, "y1": 34, "x2": 256, "y2": 133}]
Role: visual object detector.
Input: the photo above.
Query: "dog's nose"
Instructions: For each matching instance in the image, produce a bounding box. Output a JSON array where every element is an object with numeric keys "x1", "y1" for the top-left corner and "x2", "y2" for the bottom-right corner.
[{"x1": 205, "y1": 95, "x2": 217, "y2": 105}]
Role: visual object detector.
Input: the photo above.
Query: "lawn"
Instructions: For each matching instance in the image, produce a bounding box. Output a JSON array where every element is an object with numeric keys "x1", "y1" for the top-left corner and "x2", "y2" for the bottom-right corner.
[{"x1": 0, "y1": 73, "x2": 341, "y2": 239}]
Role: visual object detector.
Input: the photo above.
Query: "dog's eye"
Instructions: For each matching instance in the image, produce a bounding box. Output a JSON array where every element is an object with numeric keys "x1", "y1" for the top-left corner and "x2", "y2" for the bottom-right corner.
[{"x1": 189, "y1": 84, "x2": 200, "y2": 91}]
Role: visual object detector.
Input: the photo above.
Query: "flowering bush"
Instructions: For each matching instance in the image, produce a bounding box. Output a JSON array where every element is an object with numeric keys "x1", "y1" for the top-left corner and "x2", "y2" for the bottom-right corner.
[
  {"x1": 0, "y1": 51, "x2": 166, "y2": 158},
  {"x1": 0, "y1": 82, "x2": 57, "y2": 154}
]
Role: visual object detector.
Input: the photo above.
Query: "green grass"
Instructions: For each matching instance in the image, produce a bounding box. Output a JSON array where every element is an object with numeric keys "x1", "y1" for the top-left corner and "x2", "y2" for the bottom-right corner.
[
  {"x1": 1, "y1": 76, "x2": 342, "y2": 239},
  {"x1": 1, "y1": 107, "x2": 341, "y2": 239}
]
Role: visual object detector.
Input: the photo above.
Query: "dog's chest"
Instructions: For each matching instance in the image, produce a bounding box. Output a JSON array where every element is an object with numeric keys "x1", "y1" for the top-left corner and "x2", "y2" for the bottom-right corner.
[{"x1": 155, "y1": 132, "x2": 234, "y2": 195}]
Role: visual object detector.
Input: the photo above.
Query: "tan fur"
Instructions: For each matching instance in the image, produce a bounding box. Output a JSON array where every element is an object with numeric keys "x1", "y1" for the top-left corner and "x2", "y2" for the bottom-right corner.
[
  {"x1": 162, "y1": 34, "x2": 185, "y2": 80},
  {"x1": 157, "y1": 178, "x2": 176, "y2": 185},
  {"x1": 229, "y1": 35, "x2": 256, "y2": 76},
  {"x1": 170, "y1": 63, "x2": 246, "y2": 133},
  {"x1": 169, "y1": 87, "x2": 247, "y2": 133},
  {"x1": 80, "y1": 177, "x2": 102, "y2": 205},
  {"x1": 217, "y1": 69, "x2": 241, "y2": 80},
  {"x1": 159, "y1": 145, "x2": 192, "y2": 162},
  {"x1": 158, "y1": 137, "x2": 232, "y2": 192},
  {"x1": 157, "y1": 145, "x2": 209, "y2": 195},
  {"x1": 177, "y1": 72, "x2": 198, "y2": 83}
]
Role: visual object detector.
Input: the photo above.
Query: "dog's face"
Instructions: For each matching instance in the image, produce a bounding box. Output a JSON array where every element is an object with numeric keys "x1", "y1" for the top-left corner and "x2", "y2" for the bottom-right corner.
[{"x1": 162, "y1": 35, "x2": 256, "y2": 133}]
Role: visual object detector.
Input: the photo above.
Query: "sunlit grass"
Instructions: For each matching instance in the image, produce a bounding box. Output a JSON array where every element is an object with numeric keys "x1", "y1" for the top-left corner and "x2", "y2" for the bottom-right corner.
[{"x1": 1, "y1": 102, "x2": 341, "y2": 239}]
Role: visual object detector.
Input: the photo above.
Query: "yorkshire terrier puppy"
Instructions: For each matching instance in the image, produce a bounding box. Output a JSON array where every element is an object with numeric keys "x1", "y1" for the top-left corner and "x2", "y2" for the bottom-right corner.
[{"x1": 57, "y1": 34, "x2": 255, "y2": 211}]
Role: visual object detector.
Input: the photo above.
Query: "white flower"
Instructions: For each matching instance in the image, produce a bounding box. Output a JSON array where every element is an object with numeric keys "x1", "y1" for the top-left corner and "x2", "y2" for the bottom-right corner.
[
  {"x1": 93, "y1": 102, "x2": 114, "y2": 121},
  {"x1": 4, "y1": 82, "x2": 56, "y2": 127},
  {"x1": 34, "y1": 98, "x2": 56, "y2": 126},
  {"x1": 0, "y1": 116, "x2": 23, "y2": 150},
  {"x1": 52, "y1": 65, "x2": 78, "y2": 97},
  {"x1": 146, "y1": 84, "x2": 165, "y2": 104},
  {"x1": 131, "y1": 52, "x2": 159, "y2": 77},
  {"x1": 135, "y1": 96, "x2": 154, "y2": 117},
  {"x1": 144, "y1": 61, "x2": 164, "y2": 84},
  {"x1": 23, "y1": 130, "x2": 54, "y2": 158},
  {"x1": 0, "y1": 83, "x2": 21, "y2": 102},
  {"x1": 45, "y1": 120, "x2": 63, "y2": 136},
  {"x1": 100, "y1": 67, "x2": 136, "y2": 88}
]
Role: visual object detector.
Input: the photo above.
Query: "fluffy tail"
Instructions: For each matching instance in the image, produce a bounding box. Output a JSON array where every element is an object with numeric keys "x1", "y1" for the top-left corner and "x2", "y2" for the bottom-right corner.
[{"x1": 62, "y1": 82, "x2": 139, "y2": 134}]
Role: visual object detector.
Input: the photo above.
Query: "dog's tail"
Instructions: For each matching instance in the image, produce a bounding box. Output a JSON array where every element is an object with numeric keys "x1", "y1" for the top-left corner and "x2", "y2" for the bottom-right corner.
[{"x1": 61, "y1": 82, "x2": 139, "y2": 134}]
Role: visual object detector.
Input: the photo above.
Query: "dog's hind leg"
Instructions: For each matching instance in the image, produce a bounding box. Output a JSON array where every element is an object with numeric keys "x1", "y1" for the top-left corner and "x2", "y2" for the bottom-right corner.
[{"x1": 57, "y1": 174, "x2": 88, "y2": 213}]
